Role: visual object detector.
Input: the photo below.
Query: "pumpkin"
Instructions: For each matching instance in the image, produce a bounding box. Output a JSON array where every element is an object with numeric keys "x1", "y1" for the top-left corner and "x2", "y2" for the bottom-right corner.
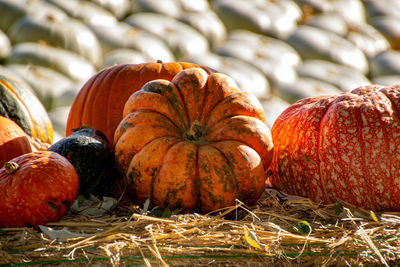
[
  {"x1": 268, "y1": 84, "x2": 400, "y2": 211},
  {"x1": 6, "y1": 64, "x2": 75, "y2": 111},
  {"x1": 114, "y1": 68, "x2": 273, "y2": 213},
  {"x1": 124, "y1": 13, "x2": 209, "y2": 59},
  {"x1": 215, "y1": 30, "x2": 300, "y2": 87},
  {"x1": 0, "y1": 151, "x2": 79, "y2": 228},
  {"x1": 285, "y1": 25, "x2": 369, "y2": 74},
  {"x1": 0, "y1": 74, "x2": 53, "y2": 150},
  {"x1": 0, "y1": 115, "x2": 32, "y2": 167},
  {"x1": 48, "y1": 127, "x2": 122, "y2": 198},
  {"x1": 7, "y1": 42, "x2": 96, "y2": 83},
  {"x1": 66, "y1": 61, "x2": 214, "y2": 143},
  {"x1": 8, "y1": 13, "x2": 103, "y2": 66}
]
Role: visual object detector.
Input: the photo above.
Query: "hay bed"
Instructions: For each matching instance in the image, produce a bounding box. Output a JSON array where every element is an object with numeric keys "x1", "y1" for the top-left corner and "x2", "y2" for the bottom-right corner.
[{"x1": 1, "y1": 189, "x2": 400, "y2": 266}]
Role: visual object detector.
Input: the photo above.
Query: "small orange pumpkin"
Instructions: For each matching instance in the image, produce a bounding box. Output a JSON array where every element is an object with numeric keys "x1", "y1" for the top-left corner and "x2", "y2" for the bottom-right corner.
[
  {"x1": 0, "y1": 115, "x2": 32, "y2": 167},
  {"x1": 0, "y1": 151, "x2": 79, "y2": 227},
  {"x1": 114, "y1": 68, "x2": 273, "y2": 213}
]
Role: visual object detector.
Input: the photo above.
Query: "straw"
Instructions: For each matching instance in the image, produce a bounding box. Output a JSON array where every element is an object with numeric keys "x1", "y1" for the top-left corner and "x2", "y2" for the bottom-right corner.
[{"x1": 1, "y1": 189, "x2": 400, "y2": 266}]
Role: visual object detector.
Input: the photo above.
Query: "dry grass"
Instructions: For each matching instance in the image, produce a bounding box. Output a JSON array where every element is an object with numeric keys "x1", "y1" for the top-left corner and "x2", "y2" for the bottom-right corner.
[{"x1": 1, "y1": 189, "x2": 400, "y2": 266}]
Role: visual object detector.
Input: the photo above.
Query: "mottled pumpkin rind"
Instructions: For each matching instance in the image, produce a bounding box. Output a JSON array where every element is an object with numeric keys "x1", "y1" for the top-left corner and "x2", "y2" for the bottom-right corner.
[
  {"x1": 0, "y1": 151, "x2": 79, "y2": 228},
  {"x1": 114, "y1": 68, "x2": 273, "y2": 214},
  {"x1": 268, "y1": 85, "x2": 400, "y2": 211},
  {"x1": 0, "y1": 75, "x2": 54, "y2": 150}
]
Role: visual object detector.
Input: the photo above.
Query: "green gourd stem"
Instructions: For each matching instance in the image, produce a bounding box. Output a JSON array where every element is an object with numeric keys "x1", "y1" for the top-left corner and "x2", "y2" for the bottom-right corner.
[{"x1": 185, "y1": 120, "x2": 204, "y2": 142}]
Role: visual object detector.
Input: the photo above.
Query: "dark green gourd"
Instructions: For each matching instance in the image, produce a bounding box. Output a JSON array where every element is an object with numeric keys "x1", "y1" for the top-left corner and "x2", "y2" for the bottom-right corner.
[{"x1": 48, "y1": 127, "x2": 122, "y2": 198}]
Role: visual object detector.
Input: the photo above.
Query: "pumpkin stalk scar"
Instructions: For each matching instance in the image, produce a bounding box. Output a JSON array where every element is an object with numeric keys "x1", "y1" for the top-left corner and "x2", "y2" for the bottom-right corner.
[{"x1": 5, "y1": 161, "x2": 20, "y2": 174}]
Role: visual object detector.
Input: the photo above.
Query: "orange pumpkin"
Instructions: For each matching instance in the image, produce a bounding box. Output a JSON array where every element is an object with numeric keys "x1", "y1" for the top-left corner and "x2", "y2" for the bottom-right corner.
[
  {"x1": 0, "y1": 115, "x2": 32, "y2": 167},
  {"x1": 66, "y1": 62, "x2": 214, "y2": 143},
  {"x1": 0, "y1": 151, "x2": 79, "y2": 227},
  {"x1": 268, "y1": 85, "x2": 400, "y2": 211},
  {"x1": 114, "y1": 68, "x2": 273, "y2": 213}
]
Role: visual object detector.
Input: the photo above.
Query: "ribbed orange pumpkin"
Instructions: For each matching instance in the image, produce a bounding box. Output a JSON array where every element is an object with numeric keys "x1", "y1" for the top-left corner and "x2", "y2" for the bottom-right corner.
[
  {"x1": 114, "y1": 68, "x2": 273, "y2": 213},
  {"x1": 0, "y1": 75, "x2": 53, "y2": 150},
  {"x1": 0, "y1": 151, "x2": 79, "y2": 227},
  {"x1": 66, "y1": 62, "x2": 213, "y2": 143},
  {"x1": 0, "y1": 115, "x2": 32, "y2": 167},
  {"x1": 268, "y1": 85, "x2": 400, "y2": 211}
]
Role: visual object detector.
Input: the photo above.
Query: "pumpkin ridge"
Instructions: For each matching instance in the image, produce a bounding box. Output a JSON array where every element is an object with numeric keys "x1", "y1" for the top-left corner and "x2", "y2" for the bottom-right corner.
[
  {"x1": 149, "y1": 139, "x2": 183, "y2": 208},
  {"x1": 201, "y1": 92, "x2": 240, "y2": 126},
  {"x1": 354, "y1": 90, "x2": 400, "y2": 209},
  {"x1": 136, "y1": 109, "x2": 183, "y2": 135},
  {"x1": 378, "y1": 88, "x2": 400, "y2": 200},
  {"x1": 351, "y1": 94, "x2": 375, "y2": 208},
  {"x1": 66, "y1": 73, "x2": 97, "y2": 135},
  {"x1": 210, "y1": 145, "x2": 242, "y2": 202},
  {"x1": 105, "y1": 66, "x2": 129, "y2": 137},
  {"x1": 196, "y1": 76, "x2": 209, "y2": 125},
  {"x1": 315, "y1": 96, "x2": 340, "y2": 203},
  {"x1": 194, "y1": 144, "x2": 201, "y2": 212},
  {"x1": 286, "y1": 109, "x2": 306, "y2": 198},
  {"x1": 0, "y1": 79, "x2": 37, "y2": 138},
  {"x1": 91, "y1": 66, "x2": 124, "y2": 139},
  {"x1": 78, "y1": 68, "x2": 108, "y2": 133},
  {"x1": 140, "y1": 82, "x2": 189, "y2": 131}
]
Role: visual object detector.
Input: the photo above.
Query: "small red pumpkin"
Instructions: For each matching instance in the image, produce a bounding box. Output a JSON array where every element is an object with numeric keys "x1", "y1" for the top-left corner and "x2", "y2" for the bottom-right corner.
[
  {"x1": 66, "y1": 62, "x2": 214, "y2": 143},
  {"x1": 0, "y1": 151, "x2": 79, "y2": 227},
  {"x1": 268, "y1": 85, "x2": 400, "y2": 211},
  {"x1": 0, "y1": 115, "x2": 32, "y2": 167},
  {"x1": 114, "y1": 68, "x2": 273, "y2": 213}
]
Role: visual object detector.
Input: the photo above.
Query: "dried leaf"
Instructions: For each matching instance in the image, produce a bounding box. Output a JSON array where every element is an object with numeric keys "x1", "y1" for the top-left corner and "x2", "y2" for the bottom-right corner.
[{"x1": 39, "y1": 225, "x2": 89, "y2": 242}]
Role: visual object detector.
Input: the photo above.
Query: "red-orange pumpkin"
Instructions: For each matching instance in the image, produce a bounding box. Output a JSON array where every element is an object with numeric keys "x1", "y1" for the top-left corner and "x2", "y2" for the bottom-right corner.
[
  {"x1": 0, "y1": 115, "x2": 32, "y2": 167},
  {"x1": 114, "y1": 68, "x2": 273, "y2": 213},
  {"x1": 66, "y1": 62, "x2": 214, "y2": 143},
  {"x1": 268, "y1": 85, "x2": 400, "y2": 211},
  {"x1": 0, "y1": 151, "x2": 79, "y2": 227}
]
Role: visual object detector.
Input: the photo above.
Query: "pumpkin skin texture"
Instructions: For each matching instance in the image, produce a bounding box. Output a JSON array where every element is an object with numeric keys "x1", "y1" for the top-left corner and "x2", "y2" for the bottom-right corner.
[
  {"x1": 114, "y1": 68, "x2": 273, "y2": 213},
  {"x1": 0, "y1": 151, "x2": 79, "y2": 228},
  {"x1": 48, "y1": 127, "x2": 122, "y2": 198},
  {"x1": 0, "y1": 74, "x2": 54, "y2": 150},
  {"x1": 268, "y1": 85, "x2": 400, "y2": 211},
  {"x1": 0, "y1": 115, "x2": 32, "y2": 167},
  {"x1": 66, "y1": 62, "x2": 214, "y2": 143}
]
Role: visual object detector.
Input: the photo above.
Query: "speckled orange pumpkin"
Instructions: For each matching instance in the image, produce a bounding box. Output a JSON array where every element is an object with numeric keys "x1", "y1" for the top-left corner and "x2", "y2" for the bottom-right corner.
[
  {"x1": 268, "y1": 85, "x2": 400, "y2": 211},
  {"x1": 114, "y1": 68, "x2": 273, "y2": 213},
  {"x1": 0, "y1": 151, "x2": 79, "y2": 227}
]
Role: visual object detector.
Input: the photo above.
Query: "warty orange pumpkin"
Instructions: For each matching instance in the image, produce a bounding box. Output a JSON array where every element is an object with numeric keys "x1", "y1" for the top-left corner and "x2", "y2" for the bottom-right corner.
[
  {"x1": 66, "y1": 61, "x2": 214, "y2": 143},
  {"x1": 114, "y1": 68, "x2": 273, "y2": 213},
  {"x1": 0, "y1": 151, "x2": 79, "y2": 228},
  {"x1": 268, "y1": 84, "x2": 400, "y2": 211}
]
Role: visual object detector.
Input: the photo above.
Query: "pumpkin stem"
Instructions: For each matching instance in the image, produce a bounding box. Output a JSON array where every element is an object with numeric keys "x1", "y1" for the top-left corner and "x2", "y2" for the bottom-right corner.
[
  {"x1": 156, "y1": 59, "x2": 163, "y2": 63},
  {"x1": 5, "y1": 161, "x2": 20, "y2": 174},
  {"x1": 185, "y1": 120, "x2": 204, "y2": 142}
]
